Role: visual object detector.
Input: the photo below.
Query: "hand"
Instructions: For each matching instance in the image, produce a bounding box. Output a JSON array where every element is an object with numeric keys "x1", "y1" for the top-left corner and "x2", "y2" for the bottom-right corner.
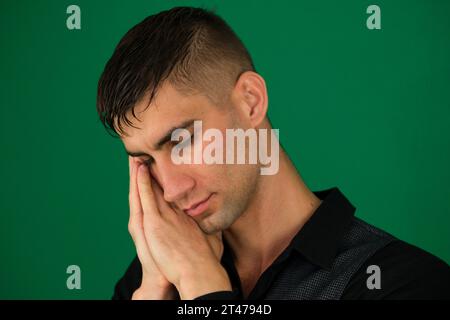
[
  {"x1": 128, "y1": 157, "x2": 177, "y2": 300},
  {"x1": 136, "y1": 162, "x2": 232, "y2": 300}
]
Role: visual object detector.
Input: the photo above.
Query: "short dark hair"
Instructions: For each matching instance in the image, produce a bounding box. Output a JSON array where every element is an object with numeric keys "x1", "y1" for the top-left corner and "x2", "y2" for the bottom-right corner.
[{"x1": 97, "y1": 6, "x2": 255, "y2": 136}]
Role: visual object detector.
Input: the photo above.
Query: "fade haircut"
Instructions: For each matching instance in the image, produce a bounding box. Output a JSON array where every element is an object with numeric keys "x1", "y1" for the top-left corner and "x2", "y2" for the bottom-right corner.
[{"x1": 97, "y1": 6, "x2": 255, "y2": 136}]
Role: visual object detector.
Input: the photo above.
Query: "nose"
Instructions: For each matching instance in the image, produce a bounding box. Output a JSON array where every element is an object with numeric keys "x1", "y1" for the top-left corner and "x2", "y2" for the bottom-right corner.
[{"x1": 151, "y1": 156, "x2": 195, "y2": 204}]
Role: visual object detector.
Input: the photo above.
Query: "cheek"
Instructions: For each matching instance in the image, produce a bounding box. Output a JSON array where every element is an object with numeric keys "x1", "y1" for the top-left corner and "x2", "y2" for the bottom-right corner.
[{"x1": 191, "y1": 163, "x2": 229, "y2": 191}]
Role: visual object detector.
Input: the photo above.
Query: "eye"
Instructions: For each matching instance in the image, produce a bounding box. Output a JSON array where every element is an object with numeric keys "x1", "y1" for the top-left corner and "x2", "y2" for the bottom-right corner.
[
  {"x1": 143, "y1": 157, "x2": 154, "y2": 166},
  {"x1": 174, "y1": 133, "x2": 194, "y2": 148}
]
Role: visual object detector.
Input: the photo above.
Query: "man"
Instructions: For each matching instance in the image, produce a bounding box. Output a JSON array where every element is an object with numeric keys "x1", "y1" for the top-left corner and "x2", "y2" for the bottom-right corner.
[{"x1": 96, "y1": 7, "x2": 450, "y2": 299}]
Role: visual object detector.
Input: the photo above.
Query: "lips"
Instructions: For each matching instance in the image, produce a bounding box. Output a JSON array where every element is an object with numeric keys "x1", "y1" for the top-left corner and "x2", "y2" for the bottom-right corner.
[{"x1": 183, "y1": 194, "x2": 213, "y2": 217}]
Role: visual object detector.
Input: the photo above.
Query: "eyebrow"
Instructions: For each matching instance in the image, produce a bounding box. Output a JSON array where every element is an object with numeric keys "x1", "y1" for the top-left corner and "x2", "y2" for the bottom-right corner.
[{"x1": 125, "y1": 119, "x2": 197, "y2": 157}]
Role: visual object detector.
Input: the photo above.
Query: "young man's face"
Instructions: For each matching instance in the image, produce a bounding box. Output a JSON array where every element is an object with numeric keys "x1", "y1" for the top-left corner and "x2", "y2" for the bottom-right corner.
[{"x1": 120, "y1": 82, "x2": 260, "y2": 234}]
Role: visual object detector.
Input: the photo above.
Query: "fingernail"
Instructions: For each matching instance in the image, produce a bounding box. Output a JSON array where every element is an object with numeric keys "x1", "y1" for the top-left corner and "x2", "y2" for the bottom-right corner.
[{"x1": 138, "y1": 163, "x2": 147, "y2": 174}]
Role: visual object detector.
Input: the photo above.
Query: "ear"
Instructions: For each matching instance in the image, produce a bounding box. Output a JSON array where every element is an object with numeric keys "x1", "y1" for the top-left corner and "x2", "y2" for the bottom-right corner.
[{"x1": 232, "y1": 71, "x2": 268, "y2": 128}]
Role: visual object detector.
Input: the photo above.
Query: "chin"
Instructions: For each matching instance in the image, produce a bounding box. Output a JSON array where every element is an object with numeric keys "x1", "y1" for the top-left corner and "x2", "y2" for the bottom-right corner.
[
  {"x1": 196, "y1": 214, "x2": 224, "y2": 234},
  {"x1": 197, "y1": 207, "x2": 241, "y2": 235}
]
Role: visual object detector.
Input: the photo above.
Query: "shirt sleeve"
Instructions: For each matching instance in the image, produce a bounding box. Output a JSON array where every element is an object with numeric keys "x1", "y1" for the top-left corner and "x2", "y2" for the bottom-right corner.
[{"x1": 342, "y1": 240, "x2": 450, "y2": 300}]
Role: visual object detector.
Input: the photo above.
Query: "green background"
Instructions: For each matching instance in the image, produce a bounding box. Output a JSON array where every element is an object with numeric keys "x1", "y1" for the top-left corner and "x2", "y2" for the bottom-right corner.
[{"x1": 1, "y1": 0, "x2": 449, "y2": 299}]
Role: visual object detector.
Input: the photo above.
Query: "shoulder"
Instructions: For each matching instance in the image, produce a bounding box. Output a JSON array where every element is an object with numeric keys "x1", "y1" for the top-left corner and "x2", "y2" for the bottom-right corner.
[
  {"x1": 112, "y1": 255, "x2": 142, "y2": 300},
  {"x1": 342, "y1": 240, "x2": 450, "y2": 299}
]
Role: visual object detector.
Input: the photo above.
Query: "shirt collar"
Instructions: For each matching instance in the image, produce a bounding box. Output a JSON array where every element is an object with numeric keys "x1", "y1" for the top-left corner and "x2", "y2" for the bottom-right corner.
[
  {"x1": 221, "y1": 187, "x2": 356, "y2": 274},
  {"x1": 289, "y1": 187, "x2": 356, "y2": 270}
]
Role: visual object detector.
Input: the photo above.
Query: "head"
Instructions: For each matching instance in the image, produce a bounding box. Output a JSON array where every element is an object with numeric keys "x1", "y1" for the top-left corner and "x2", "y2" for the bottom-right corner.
[{"x1": 97, "y1": 7, "x2": 270, "y2": 234}]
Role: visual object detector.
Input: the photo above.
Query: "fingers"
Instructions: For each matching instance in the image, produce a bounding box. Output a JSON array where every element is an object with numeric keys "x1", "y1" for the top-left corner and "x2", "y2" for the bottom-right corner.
[
  {"x1": 128, "y1": 156, "x2": 152, "y2": 267},
  {"x1": 129, "y1": 157, "x2": 143, "y2": 219},
  {"x1": 151, "y1": 176, "x2": 174, "y2": 214},
  {"x1": 137, "y1": 163, "x2": 161, "y2": 220},
  {"x1": 129, "y1": 155, "x2": 133, "y2": 176}
]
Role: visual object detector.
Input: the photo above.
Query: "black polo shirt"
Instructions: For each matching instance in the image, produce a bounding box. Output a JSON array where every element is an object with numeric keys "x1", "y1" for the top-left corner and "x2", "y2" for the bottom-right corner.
[{"x1": 113, "y1": 188, "x2": 450, "y2": 300}]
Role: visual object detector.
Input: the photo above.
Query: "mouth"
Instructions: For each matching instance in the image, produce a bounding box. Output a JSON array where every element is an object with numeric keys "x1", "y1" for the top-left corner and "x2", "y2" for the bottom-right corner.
[{"x1": 183, "y1": 193, "x2": 213, "y2": 217}]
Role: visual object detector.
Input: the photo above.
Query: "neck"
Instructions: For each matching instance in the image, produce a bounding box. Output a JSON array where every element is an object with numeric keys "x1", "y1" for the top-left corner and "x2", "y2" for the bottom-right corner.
[{"x1": 223, "y1": 148, "x2": 322, "y2": 273}]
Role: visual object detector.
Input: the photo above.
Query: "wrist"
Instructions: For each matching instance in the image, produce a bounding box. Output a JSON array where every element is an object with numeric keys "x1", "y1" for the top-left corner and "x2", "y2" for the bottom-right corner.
[
  {"x1": 132, "y1": 281, "x2": 176, "y2": 300},
  {"x1": 177, "y1": 263, "x2": 232, "y2": 300}
]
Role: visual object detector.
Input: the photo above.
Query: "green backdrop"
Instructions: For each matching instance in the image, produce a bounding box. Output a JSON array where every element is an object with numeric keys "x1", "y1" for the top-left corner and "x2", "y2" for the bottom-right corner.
[{"x1": 1, "y1": 0, "x2": 449, "y2": 299}]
